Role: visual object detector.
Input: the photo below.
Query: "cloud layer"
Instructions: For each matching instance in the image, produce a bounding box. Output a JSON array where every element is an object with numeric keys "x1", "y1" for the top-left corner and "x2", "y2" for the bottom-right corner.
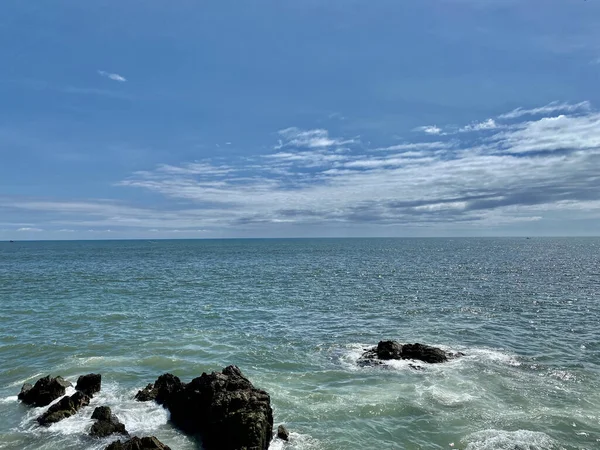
[{"x1": 3, "y1": 102, "x2": 600, "y2": 236}]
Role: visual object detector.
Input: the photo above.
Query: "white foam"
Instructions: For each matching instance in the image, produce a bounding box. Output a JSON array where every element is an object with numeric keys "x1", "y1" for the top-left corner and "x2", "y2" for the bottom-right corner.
[
  {"x1": 463, "y1": 429, "x2": 562, "y2": 450},
  {"x1": 270, "y1": 431, "x2": 323, "y2": 450},
  {"x1": 341, "y1": 343, "x2": 521, "y2": 372},
  {"x1": 0, "y1": 395, "x2": 18, "y2": 403}
]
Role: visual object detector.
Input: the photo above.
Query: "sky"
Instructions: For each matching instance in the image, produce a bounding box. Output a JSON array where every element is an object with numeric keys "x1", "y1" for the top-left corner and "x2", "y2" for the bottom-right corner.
[{"x1": 1, "y1": 0, "x2": 600, "y2": 240}]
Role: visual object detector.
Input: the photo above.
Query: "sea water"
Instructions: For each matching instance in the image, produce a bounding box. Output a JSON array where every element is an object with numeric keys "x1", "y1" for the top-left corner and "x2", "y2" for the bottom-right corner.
[{"x1": 0, "y1": 238, "x2": 598, "y2": 449}]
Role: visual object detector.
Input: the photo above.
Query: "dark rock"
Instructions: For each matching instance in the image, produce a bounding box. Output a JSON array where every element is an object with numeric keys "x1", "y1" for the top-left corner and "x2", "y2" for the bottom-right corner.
[
  {"x1": 135, "y1": 384, "x2": 156, "y2": 402},
  {"x1": 401, "y1": 343, "x2": 448, "y2": 364},
  {"x1": 19, "y1": 383, "x2": 33, "y2": 399},
  {"x1": 134, "y1": 374, "x2": 184, "y2": 406},
  {"x1": 358, "y1": 341, "x2": 463, "y2": 365},
  {"x1": 105, "y1": 436, "x2": 171, "y2": 450},
  {"x1": 277, "y1": 424, "x2": 290, "y2": 441},
  {"x1": 375, "y1": 340, "x2": 403, "y2": 360},
  {"x1": 92, "y1": 406, "x2": 113, "y2": 421},
  {"x1": 18, "y1": 375, "x2": 72, "y2": 407},
  {"x1": 143, "y1": 365, "x2": 273, "y2": 450},
  {"x1": 90, "y1": 406, "x2": 128, "y2": 438},
  {"x1": 37, "y1": 391, "x2": 90, "y2": 426},
  {"x1": 76, "y1": 373, "x2": 101, "y2": 397}
]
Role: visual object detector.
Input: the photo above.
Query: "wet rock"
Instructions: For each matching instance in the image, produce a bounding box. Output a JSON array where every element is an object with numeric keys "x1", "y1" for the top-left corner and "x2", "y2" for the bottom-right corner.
[
  {"x1": 134, "y1": 374, "x2": 184, "y2": 406},
  {"x1": 76, "y1": 373, "x2": 101, "y2": 397},
  {"x1": 142, "y1": 365, "x2": 273, "y2": 450},
  {"x1": 90, "y1": 406, "x2": 128, "y2": 438},
  {"x1": 37, "y1": 391, "x2": 90, "y2": 426},
  {"x1": 105, "y1": 436, "x2": 171, "y2": 450},
  {"x1": 18, "y1": 375, "x2": 72, "y2": 407},
  {"x1": 134, "y1": 384, "x2": 156, "y2": 402},
  {"x1": 277, "y1": 424, "x2": 290, "y2": 441},
  {"x1": 359, "y1": 341, "x2": 463, "y2": 366}
]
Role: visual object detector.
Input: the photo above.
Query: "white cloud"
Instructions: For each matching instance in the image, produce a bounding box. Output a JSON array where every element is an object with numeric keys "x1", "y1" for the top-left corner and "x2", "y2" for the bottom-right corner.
[
  {"x1": 276, "y1": 127, "x2": 355, "y2": 149},
  {"x1": 414, "y1": 125, "x2": 442, "y2": 135},
  {"x1": 460, "y1": 118, "x2": 498, "y2": 132},
  {"x1": 4, "y1": 102, "x2": 600, "y2": 235},
  {"x1": 97, "y1": 70, "x2": 127, "y2": 82},
  {"x1": 498, "y1": 101, "x2": 590, "y2": 120},
  {"x1": 17, "y1": 227, "x2": 43, "y2": 232}
]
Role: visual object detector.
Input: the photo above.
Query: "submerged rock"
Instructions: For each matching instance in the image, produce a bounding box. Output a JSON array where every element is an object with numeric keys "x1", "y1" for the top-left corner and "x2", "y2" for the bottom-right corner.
[
  {"x1": 277, "y1": 424, "x2": 290, "y2": 441},
  {"x1": 76, "y1": 373, "x2": 101, "y2": 397},
  {"x1": 18, "y1": 375, "x2": 72, "y2": 407},
  {"x1": 37, "y1": 391, "x2": 90, "y2": 426},
  {"x1": 138, "y1": 365, "x2": 273, "y2": 450},
  {"x1": 90, "y1": 406, "x2": 128, "y2": 438},
  {"x1": 105, "y1": 436, "x2": 171, "y2": 450},
  {"x1": 359, "y1": 341, "x2": 464, "y2": 366}
]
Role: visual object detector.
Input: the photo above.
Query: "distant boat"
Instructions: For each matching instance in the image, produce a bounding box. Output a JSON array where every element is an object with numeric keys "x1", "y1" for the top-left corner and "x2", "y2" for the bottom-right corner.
[{"x1": 9, "y1": 240, "x2": 14, "y2": 243}]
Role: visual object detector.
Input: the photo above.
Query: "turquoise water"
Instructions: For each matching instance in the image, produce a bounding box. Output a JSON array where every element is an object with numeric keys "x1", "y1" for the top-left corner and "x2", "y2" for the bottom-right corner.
[{"x1": 0, "y1": 238, "x2": 599, "y2": 449}]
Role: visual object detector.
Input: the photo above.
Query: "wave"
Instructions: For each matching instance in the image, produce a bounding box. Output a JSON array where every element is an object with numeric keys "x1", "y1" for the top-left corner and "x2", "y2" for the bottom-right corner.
[{"x1": 462, "y1": 429, "x2": 564, "y2": 450}]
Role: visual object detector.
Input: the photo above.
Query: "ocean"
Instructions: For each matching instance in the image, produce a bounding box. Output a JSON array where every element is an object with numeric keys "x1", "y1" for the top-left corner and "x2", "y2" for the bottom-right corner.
[{"x1": 0, "y1": 238, "x2": 599, "y2": 450}]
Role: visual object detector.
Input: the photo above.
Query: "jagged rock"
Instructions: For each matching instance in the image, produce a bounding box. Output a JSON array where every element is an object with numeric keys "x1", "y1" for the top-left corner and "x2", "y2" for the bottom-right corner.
[
  {"x1": 90, "y1": 406, "x2": 128, "y2": 438},
  {"x1": 76, "y1": 373, "x2": 101, "y2": 397},
  {"x1": 105, "y1": 436, "x2": 171, "y2": 450},
  {"x1": 140, "y1": 365, "x2": 272, "y2": 450},
  {"x1": 134, "y1": 374, "x2": 183, "y2": 406},
  {"x1": 37, "y1": 391, "x2": 90, "y2": 426},
  {"x1": 134, "y1": 384, "x2": 156, "y2": 402},
  {"x1": 277, "y1": 424, "x2": 290, "y2": 441},
  {"x1": 358, "y1": 341, "x2": 463, "y2": 366},
  {"x1": 18, "y1": 375, "x2": 72, "y2": 407}
]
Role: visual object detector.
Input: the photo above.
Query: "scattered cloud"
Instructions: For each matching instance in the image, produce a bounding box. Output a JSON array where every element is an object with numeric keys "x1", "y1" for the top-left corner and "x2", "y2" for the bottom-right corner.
[
  {"x1": 17, "y1": 227, "x2": 43, "y2": 232},
  {"x1": 276, "y1": 127, "x2": 355, "y2": 149},
  {"x1": 414, "y1": 125, "x2": 442, "y2": 135},
  {"x1": 460, "y1": 118, "x2": 498, "y2": 132},
  {"x1": 97, "y1": 70, "x2": 127, "y2": 82},
  {"x1": 3, "y1": 102, "x2": 599, "y2": 235},
  {"x1": 498, "y1": 101, "x2": 590, "y2": 120}
]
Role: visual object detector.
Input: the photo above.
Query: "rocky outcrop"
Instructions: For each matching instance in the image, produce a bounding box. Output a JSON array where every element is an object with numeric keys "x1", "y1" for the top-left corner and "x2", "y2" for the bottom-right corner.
[
  {"x1": 37, "y1": 391, "x2": 90, "y2": 426},
  {"x1": 136, "y1": 365, "x2": 273, "y2": 450},
  {"x1": 277, "y1": 424, "x2": 290, "y2": 441},
  {"x1": 359, "y1": 341, "x2": 464, "y2": 366},
  {"x1": 90, "y1": 406, "x2": 128, "y2": 438},
  {"x1": 18, "y1": 375, "x2": 72, "y2": 407},
  {"x1": 134, "y1": 374, "x2": 183, "y2": 405},
  {"x1": 105, "y1": 436, "x2": 171, "y2": 450},
  {"x1": 76, "y1": 373, "x2": 101, "y2": 397}
]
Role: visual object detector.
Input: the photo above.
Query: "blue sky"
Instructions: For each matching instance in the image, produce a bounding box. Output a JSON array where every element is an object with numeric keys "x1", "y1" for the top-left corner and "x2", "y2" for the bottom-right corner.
[{"x1": 2, "y1": 0, "x2": 600, "y2": 239}]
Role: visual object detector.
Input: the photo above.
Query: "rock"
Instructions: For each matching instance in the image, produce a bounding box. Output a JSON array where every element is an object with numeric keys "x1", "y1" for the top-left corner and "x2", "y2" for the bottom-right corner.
[
  {"x1": 277, "y1": 424, "x2": 290, "y2": 441},
  {"x1": 143, "y1": 365, "x2": 273, "y2": 450},
  {"x1": 401, "y1": 343, "x2": 448, "y2": 364},
  {"x1": 134, "y1": 374, "x2": 183, "y2": 406},
  {"x1": 105, "y1": 436, "x2": 171, "y2": 450},
  {"x1": 376, "y1": 340, "x2": 403, "y2": 360},
  {"x1": 37, "y1": 391, "x2": 90, "y2": 426},
  {"x1": 90, "y1": 406, "x2": 128, "y2": 438},
  {"x1": 18, "y1": 375, "x2": 72, "y2": 407},
  {"x1": 76, "y1": 373, "x2": 101, "y2": 397},
  {"x1": 134, "y1": 384, "x2": 156, "y2": 402},
  {"x1": 358, "y1": 341, "x2": 463, "y2": 366}
]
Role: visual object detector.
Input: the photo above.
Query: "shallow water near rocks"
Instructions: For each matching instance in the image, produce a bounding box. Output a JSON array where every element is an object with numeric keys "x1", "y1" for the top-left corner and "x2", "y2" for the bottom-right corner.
[{"x1": 1, "y1": 238, "x2": 599, "y2": 449}]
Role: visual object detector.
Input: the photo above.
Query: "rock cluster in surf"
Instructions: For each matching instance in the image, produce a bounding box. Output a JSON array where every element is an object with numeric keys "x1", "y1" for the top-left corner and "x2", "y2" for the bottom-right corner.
[
  {"x1": 135, "y1": 365, "x2": 273, "y2": 450},
  {"x1": 359, "y1": 341, "x2": 464, "y2": 366},
  {"x1": 17, "y1": 367, "x2": 276, "y2": 450}
]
